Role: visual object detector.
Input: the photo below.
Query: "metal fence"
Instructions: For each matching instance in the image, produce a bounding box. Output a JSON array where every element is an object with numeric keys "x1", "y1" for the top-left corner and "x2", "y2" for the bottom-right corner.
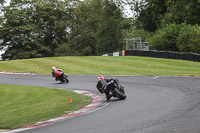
[{"x1": 126, "y1": 37, "x2": 149, "y2": 51}]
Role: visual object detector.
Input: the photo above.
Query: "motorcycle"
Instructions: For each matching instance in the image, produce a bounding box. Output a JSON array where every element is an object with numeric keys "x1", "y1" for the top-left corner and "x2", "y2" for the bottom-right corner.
[
  {"x1": 52, "y1": 67, "x2": 69, "y2": 83},
  {"x1": 96, "y1": 76, "x2": 126, "y2": 100},
  {"x1": 58, "y1": 72, "x2": 69, "y2": 83}
]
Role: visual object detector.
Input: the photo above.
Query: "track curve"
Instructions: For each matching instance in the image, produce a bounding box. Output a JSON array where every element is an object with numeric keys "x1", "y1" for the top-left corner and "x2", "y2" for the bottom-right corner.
[{"x1": 1, "y1": 74, "x2": 200, "y2": 133}]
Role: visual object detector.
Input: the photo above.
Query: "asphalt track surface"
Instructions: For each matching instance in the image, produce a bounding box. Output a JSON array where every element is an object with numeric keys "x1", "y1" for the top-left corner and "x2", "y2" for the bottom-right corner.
[{"x1": 1, "y1": 74, "x2": 200, "y2": 133}]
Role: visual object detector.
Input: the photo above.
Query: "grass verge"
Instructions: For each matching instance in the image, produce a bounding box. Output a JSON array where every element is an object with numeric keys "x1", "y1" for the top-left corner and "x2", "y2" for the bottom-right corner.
[
  {"x1": 0, "y1": 56, "x2": 200, "y2": 76},
  {"x1": 0, "y1": 84, "x2": 92, "y2": 129}
]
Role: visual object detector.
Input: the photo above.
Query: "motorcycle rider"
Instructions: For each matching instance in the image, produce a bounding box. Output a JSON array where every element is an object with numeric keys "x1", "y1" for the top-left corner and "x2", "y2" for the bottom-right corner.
[
  {"x1": 96, "y1": 76, "x2": 123, "y2": 101},
  {"x1": 52, "y1": 66, "x2": 63, "y2": 81}
]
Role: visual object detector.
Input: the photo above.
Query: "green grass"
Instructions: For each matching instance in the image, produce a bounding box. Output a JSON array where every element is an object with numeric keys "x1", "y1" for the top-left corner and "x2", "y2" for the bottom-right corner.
[
  {"x1": 0, "y1": 56, "x2": 200, "y2": 129},
  {"x1": 0, "y1": 84, "x2": 92, "y2": 129},
  {"x1": 0, "y1": 56, "x2": 200, "y2": 76}
]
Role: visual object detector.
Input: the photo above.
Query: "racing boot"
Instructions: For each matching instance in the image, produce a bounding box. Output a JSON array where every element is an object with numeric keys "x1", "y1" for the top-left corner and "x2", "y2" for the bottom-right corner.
[{"x1": 105, "y1": 93, "x2": 113, "y2": 101}]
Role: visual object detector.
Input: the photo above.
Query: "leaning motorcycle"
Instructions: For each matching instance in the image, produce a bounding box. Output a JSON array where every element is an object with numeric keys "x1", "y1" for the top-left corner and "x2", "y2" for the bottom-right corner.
[
  {"x1": 58, "y1": 72, "x2": 69, "y2": 83},
  {"x1": 96, "y1": 76, "x2": 126, "y2": 100}
]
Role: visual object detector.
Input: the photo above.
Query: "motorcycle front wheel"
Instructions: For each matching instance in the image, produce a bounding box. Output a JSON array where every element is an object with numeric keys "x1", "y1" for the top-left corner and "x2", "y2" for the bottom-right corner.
[
  {"x1": 63, "y1": 75, "x2": 69, "y2": 83},
  {"x1": 113, "y1": 88, "x2": 126, "y2": 100}
]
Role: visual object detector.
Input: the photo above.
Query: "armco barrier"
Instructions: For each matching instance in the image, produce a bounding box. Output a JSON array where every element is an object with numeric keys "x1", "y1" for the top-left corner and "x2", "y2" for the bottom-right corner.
[
  {"x1": 102, "y1": 50, "x2": 200, "y2": 62},
  {"x1": 124, "y1": 50, "x2": 200, "y2": 62},
  {"x1": 103, "y1": 50, "x2": 125, "y2": 56}
]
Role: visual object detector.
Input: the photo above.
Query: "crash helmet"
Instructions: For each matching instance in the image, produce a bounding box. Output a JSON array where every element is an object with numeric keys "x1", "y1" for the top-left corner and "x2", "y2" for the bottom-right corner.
[
  {"x1": 52, "y1": 66, "x2": 56, "y2": 72},
  {"x1": 98, "y1": 75, "x2": 104, "y2": 80}
]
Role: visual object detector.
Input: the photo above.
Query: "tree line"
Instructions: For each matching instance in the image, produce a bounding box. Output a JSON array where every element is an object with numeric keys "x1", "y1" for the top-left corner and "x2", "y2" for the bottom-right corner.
[
  {"x1": 0, "y1": 0, "x2": 200, "y2": 60},
  {"x1": 127, "y1": 0, "x2": 200, "y2": 54}
]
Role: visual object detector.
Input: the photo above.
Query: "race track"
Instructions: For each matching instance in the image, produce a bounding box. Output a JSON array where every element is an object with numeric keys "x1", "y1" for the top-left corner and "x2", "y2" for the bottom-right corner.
[{"x1": 1, "y1": 74, "x2": 200, "y2": 133}]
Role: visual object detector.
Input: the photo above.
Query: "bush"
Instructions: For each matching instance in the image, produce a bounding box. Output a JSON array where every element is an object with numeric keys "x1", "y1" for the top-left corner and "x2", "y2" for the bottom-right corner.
[
  {"x1": 177, "y1": 24, "x2": 200, "y2": 53},
  {"x1": 147, "y1": 24, "x2": 182, "y2": 51},
  {"x1": 147, "y1": 23, "x2": 200, "y2": 54}
]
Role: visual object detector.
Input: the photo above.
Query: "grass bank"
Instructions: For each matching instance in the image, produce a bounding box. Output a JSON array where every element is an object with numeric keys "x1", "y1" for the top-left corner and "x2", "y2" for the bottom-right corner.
[
  {"x1": 0, "y1": 56, "x2": 200, "y2": 76},
  {"x1": 0, "y1": 84, "x2": 92, "y2": 129}
]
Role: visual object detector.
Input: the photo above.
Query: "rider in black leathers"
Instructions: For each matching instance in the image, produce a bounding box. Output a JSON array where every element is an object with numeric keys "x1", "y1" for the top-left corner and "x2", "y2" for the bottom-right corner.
[{"x1": 96, "y1": 76, "x2": 123, "y2": 101}]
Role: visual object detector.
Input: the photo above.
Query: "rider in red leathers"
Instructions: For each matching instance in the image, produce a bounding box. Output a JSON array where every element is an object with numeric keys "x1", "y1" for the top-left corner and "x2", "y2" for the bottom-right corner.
[{"x1": 52, "y1": 66, "x2": 62, "y2": 81}]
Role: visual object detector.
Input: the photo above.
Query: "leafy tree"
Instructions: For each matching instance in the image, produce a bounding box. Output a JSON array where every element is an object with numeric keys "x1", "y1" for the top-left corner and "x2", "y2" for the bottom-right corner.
[
  {"x1": 0, "y1": 0, "x2": 137, "y2": 59},
  {"x1": 33, "y1": 0, "x2": 70, "y2": 56},
  {"x1": 57, "y1": 0, "x2": 129, "y2": 56},
  {"x1": 177, "y1": 24, "x2": 200, "y2": 53},
  {"x1": 96, "y1": 1, "x2": 124, "y2": 55},
  {"x1": 161, "y1": 0, "x2": 200, "y2": 27},
  {"x1": 104, "y1": 0, "x2": 134, "y2": 10},
  {"x1": 132, "y1": 0, "x2": 168, "y2": 32},
  {"x1": 61, "y1": 0, "x2": 103, "y2": 56},
  {"x1": 132, "y1": 0, "x2": 200, "y2": 31},
  {"x1": 130, "y1": 0, "x2": 200, "y2": 54},
  {"x1": 147, "y1": 24, "x2": 182, "y2": 51},
  {"x1": 0, "y1": 3, "x2": 39, "y2": 59},
  {"x1": 0, "y1": 0, "x2": 72, "y2": 60},
  {"x1": 147, "y1": 23, "x2": 200, "y2": 54},
  {"x1": 0, "y1": 0, "x2": 5, "y2": 25},
  {"x1": 0, "y1": 0, "x2": 5, "y2": 6}
]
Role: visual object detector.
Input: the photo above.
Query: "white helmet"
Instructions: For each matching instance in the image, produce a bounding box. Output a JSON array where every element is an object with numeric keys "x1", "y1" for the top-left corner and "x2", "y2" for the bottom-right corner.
[{"x1": 52, "y1": 66, "x2": 56, "y2": 71}]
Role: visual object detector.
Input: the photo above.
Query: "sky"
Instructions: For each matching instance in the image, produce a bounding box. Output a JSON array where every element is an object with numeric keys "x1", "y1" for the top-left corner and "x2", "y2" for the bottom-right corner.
[{"x1": 3, "y1": 0, "x2": 10, "y2": 6}]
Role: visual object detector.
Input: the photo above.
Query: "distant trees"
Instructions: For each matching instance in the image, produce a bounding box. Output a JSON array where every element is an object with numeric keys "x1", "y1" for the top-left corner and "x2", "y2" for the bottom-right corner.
[
  {"x1": 0, "y1": 0, "x2": 129, "y2": 60},
  {"x1": 0, "y1": 0, "x2": 73, "y2": 60},
  {"x1": 147, "y1": 24, "x2": 200, "y2": 53},
  {"x1": 0, "y1": 0, "x2": 200, "y2": 60},
  {"x1": 124, "y1": 0, "x2": 200, "y2": 53},
  {"x1": 45, "y1": 0, "x2": 127, "y2": 56},
  {"x1": 96, "y1": 1, "x2": 124, "y2": 55},
  {"x1": 132, "y1": 0, "x2": 200, "y2": 30},
  {"x1": 58, "y1": 0, "x2": 103, "y2": 56},
  {"x1": 0, "y1": 0, "x2": 5, "y2": 5},
  {"x1": 161, "y1": 0, "x2": 200, "y2": 27},
  {"x1": 0, "y1": 0, "x2": 5, "y2": 25}
]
